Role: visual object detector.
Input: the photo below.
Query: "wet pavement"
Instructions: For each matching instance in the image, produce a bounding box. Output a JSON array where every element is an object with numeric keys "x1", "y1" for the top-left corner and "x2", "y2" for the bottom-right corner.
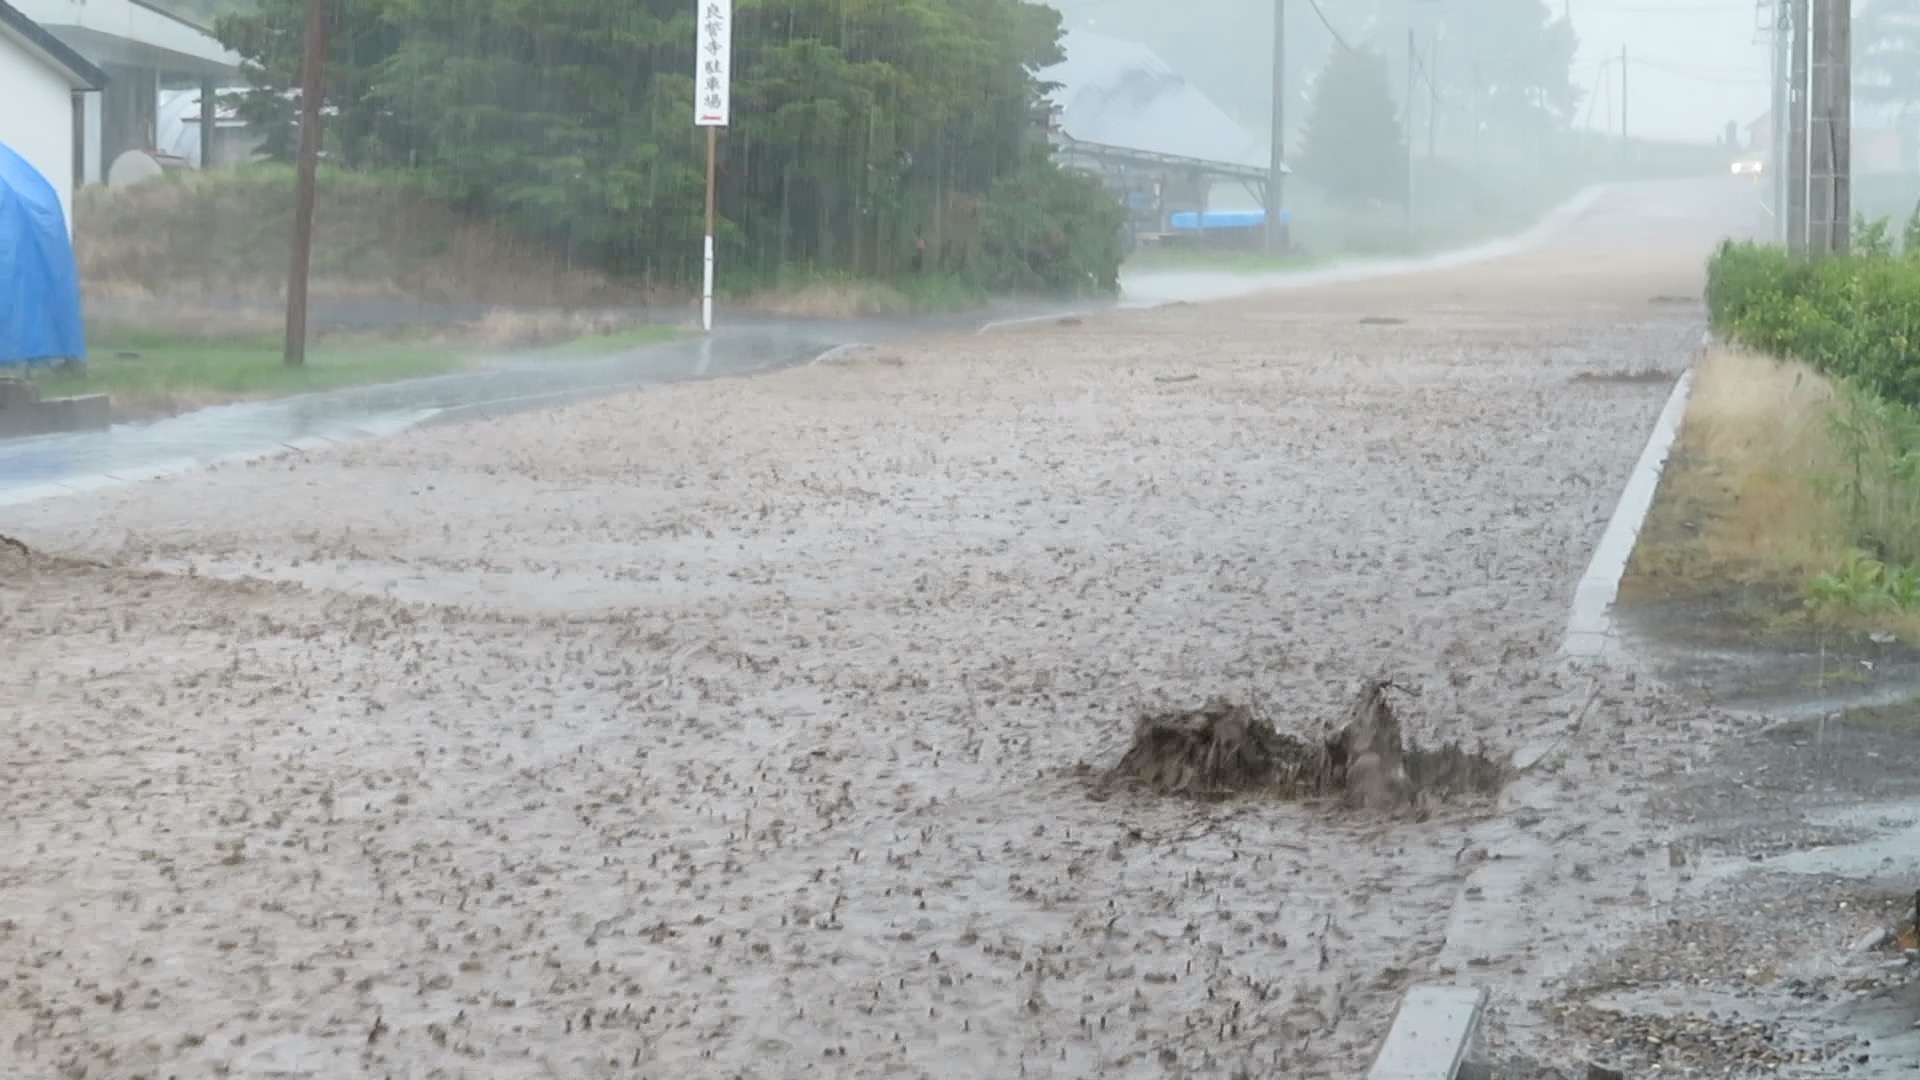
[
  {"x1": 0, "y1": 185, "x2": 1625, "y2": 510},
  {"x1": 0, "y1": 303, "x2": 1095, "y2": 507},
  {"x1": 12, "y1": 177, "x2": 1900, "y2": 1080}
]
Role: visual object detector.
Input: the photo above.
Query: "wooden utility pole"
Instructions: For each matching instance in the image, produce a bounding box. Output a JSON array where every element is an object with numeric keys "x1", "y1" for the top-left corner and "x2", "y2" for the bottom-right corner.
[
  {"x1": 283, "y1": 0, "x2": 325, "y2": 367},
  {"x1": 1265, "y1": 0, "x2": 1286, "y2": 253},
  {"x1": 1788, "y1": 0, "x2": 1810, "y2": 254}
]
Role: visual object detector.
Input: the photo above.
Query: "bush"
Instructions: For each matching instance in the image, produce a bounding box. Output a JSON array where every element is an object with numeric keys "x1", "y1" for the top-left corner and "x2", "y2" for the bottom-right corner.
[
  {"x1": 1705, "y1": 208, "x2": 1920, "y2": 614},
  {"x1": 971, "y1": 153, "x2": 1125, "y2": 296},
  {"x1": 1706, "y1": 207, "x2": 1920, "y2": 409}
]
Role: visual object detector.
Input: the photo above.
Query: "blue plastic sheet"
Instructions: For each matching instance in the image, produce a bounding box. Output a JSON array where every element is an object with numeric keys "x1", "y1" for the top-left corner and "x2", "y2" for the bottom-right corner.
[{"x1": 0, "y1": 139, "x2": 84, "y2": 368}]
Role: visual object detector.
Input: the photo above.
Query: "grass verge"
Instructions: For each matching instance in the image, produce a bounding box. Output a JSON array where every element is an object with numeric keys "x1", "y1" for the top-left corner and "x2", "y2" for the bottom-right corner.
[
  {"x1": 724, "y1": 269, "x2": 985, "y2": 318},
  {"x1": 31, "y1": 319, "x2": 688, "y2": 420},
  {"x1": 1621, "y1": 347, "x2": 1920, "y2": 643},
  {"x1": 32, "y1": 328, "x2": 464, "y2": 420}
]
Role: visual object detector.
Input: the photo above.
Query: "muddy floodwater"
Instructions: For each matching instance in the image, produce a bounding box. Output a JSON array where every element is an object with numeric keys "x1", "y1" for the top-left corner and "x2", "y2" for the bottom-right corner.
[{"x1": 0, "y1": 179, "x2": 1806, "y2": 1078}]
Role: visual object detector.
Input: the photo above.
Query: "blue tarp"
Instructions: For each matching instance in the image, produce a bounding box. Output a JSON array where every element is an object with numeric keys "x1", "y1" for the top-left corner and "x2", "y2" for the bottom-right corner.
[
  {"x1": 0, "y1": 139, "x2": 84, "y2": 368},
  {"x1": 1169, "y1": 208, "x2": 1291, "y2": 230}
]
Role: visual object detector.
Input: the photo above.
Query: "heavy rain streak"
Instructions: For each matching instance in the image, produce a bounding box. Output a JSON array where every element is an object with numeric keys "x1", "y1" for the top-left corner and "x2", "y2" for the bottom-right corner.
[{"x1": 4, "y1": 0, "x2": 1920, "y2": 1078}]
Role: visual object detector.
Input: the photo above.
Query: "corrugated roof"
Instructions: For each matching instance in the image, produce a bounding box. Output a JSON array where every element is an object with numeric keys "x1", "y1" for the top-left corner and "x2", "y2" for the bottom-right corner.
[{"x1": 1041, "y1": 30, "x2": 1271, "y2": 172}]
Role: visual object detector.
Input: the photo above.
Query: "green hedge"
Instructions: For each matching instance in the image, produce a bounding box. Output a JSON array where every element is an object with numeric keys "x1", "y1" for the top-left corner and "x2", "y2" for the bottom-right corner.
[
  {"x1": 1706, "y1": 213, "x2": 1920, "y2": 582},
  {"x1": 1706, "y1": 212, "x2": 1920, "y2": 408}
]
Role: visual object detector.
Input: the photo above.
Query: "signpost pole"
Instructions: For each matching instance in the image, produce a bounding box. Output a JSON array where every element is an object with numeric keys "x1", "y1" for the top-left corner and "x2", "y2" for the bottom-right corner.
[
  {"x1": 703, "y1": 127, "x2": 717, "y2": 333},
  {"x1": 695, "y1": 0, "x2": 732, "y2": 334}
]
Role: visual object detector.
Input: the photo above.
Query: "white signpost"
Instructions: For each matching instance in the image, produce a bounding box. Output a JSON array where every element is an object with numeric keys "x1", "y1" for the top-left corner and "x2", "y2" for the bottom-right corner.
[{"x1": 695, "y1": 0, "x2": 732, "y2": 333}]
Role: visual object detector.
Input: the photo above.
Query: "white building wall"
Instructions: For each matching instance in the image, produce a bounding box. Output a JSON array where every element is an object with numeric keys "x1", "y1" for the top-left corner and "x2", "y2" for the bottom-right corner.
[{"x1": 0, "y1": 33, "x2": 79, "y2": 236}]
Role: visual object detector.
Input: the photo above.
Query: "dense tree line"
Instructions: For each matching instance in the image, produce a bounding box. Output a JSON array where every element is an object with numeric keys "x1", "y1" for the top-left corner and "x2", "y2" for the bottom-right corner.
[{"x1": 215, "y1": 0, "x2": 1123, "y2": 295}]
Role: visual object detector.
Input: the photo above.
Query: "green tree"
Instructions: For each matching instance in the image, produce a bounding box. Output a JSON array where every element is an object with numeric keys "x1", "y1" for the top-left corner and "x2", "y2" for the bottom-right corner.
[
  {"x1": 215, "y1": 0, "x2": 413, "y2": 168},
  {"x1": 1422, "y1": 0, "x2": 1579, "y2": 136},
  {"x1": 213, "y1": 0, "x2": 1119, "y2": 293},
  {"x1": 1295, "y1": 47, "x2": 1406, "y2": 206}
]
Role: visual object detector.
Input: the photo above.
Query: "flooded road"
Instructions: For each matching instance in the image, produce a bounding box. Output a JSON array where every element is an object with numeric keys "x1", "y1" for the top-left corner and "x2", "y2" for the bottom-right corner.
[{"x1": 1, "y1": 178, "x2": 1852, "y2": 1079}]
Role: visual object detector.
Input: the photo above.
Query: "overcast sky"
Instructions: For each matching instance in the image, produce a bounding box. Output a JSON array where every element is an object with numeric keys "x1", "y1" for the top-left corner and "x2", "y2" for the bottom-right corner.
[{"x1": 1570, "y1": 0, "x2": 1774, "y2": 140}]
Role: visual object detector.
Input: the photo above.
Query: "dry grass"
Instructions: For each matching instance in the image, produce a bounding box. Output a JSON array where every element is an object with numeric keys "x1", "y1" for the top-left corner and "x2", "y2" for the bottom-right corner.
[
  {"x1": 1622, "y1": 347, "x2": 1920, "y2": 639},
  {"x1": 741, "y1": 281, "x2": 919, "y2": 319},
  {"x1": 439, "y1": 309, "x2": 684, "y2": 351},
  {"x1": 74, "y1": 169, "x2": 650, "y2": 309},
  {"x1": 735, "y1": 273, "x2": 981, "y2": 319}
]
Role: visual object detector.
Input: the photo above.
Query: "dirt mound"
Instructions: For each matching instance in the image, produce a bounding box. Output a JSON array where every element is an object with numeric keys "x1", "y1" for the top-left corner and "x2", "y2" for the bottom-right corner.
[
  {"x1": 1114, "y1": 700, "x2": 1338, "y2": 798},
  {"x1": 1110, "y1": 680, "x2": 1508, "y2": 811},
  {"x1": 0, "y1": 533, "x2": 30, "y2": 575}
]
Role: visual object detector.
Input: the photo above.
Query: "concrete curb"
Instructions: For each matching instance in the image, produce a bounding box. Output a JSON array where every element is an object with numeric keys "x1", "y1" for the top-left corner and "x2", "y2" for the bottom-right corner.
[
  {"x1": 1368, "y1": 984, "x2": 1490, "y2": 1080},
  {"x1": 1561, "y1": 368, "x2": 1696, "y2": 659}
]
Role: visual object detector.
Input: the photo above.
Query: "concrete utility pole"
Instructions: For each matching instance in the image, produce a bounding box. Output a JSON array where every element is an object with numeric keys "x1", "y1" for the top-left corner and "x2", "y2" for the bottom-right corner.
[
  {"x1": 1405, "y1": 26, "x2": 1416, "y2": 236},
  {"x1": 1788, "y1": 0, "x2": 1810, "y2": 254},
  {"x1": 1266, "y1": 0, "x2": 1287, "y2": 253},
  {"x1": 1804, "y1": 0, "x2": 1835, "y2": 251},
  {"x1": 1426, "y1": 37, "x2": 1439, "y2": 159},
  {"x1": 284, "y1": 0, "x2": 325, "y2": 368},
  {"x1": 1771, "y1": 0, "x2": 1789, "y2": 242},
  {"x1": 1825, "y1": 0, "x2": 1851, "y2": 253},
  {"x1": 1620, "y1": 44, "x2": 1629, "y2": 148}
]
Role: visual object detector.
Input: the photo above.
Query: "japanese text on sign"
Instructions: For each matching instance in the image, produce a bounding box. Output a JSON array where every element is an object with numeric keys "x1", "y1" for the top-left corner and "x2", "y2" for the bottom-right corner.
[{"x1": 694, "y1": 0, "x2": 732, "y2": 126}]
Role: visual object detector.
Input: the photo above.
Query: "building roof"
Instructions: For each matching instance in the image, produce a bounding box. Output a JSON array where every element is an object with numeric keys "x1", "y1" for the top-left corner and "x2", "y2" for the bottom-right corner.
[
  {"x1": 0, "y1": 0, "x2": 107, "y2": 89},
  {"x1": 9, "y1": 0, "x2": 238, "y2": 79},
  {"x1": 1041, "y1": 30, "x2": 1272, "y2": 174}
]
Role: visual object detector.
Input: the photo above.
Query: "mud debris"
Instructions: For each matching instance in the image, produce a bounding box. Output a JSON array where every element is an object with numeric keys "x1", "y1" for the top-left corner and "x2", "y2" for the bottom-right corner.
[
  {"x1": 1110, "y1": 699, "x2": 1337, "y2": 799},
  {"x1": 1572, "y1": 367, "x2": 1673, "y2": 386},
  {"x1": 1109, "y1": 679, "x2": 1509, "y2": 810}
]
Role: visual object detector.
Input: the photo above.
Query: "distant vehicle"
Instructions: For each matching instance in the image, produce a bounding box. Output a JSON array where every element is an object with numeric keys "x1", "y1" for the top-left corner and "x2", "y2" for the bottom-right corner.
[{"x1": 1731, "y1": 159, "x2": 1764, "y2": 176}]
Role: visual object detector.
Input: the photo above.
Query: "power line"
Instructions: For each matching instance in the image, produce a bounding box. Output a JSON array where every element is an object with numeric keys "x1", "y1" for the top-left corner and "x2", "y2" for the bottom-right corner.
[
  {"x1": 1303, "y1": 0, "x2": 1358, "y2": 54},
  {"x1": 1634, "y1": 58, "x2": 1771, "y2": 83},
  {"x1": 1579, "y1": 51, "x2": 1769, "y2": 84}
]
